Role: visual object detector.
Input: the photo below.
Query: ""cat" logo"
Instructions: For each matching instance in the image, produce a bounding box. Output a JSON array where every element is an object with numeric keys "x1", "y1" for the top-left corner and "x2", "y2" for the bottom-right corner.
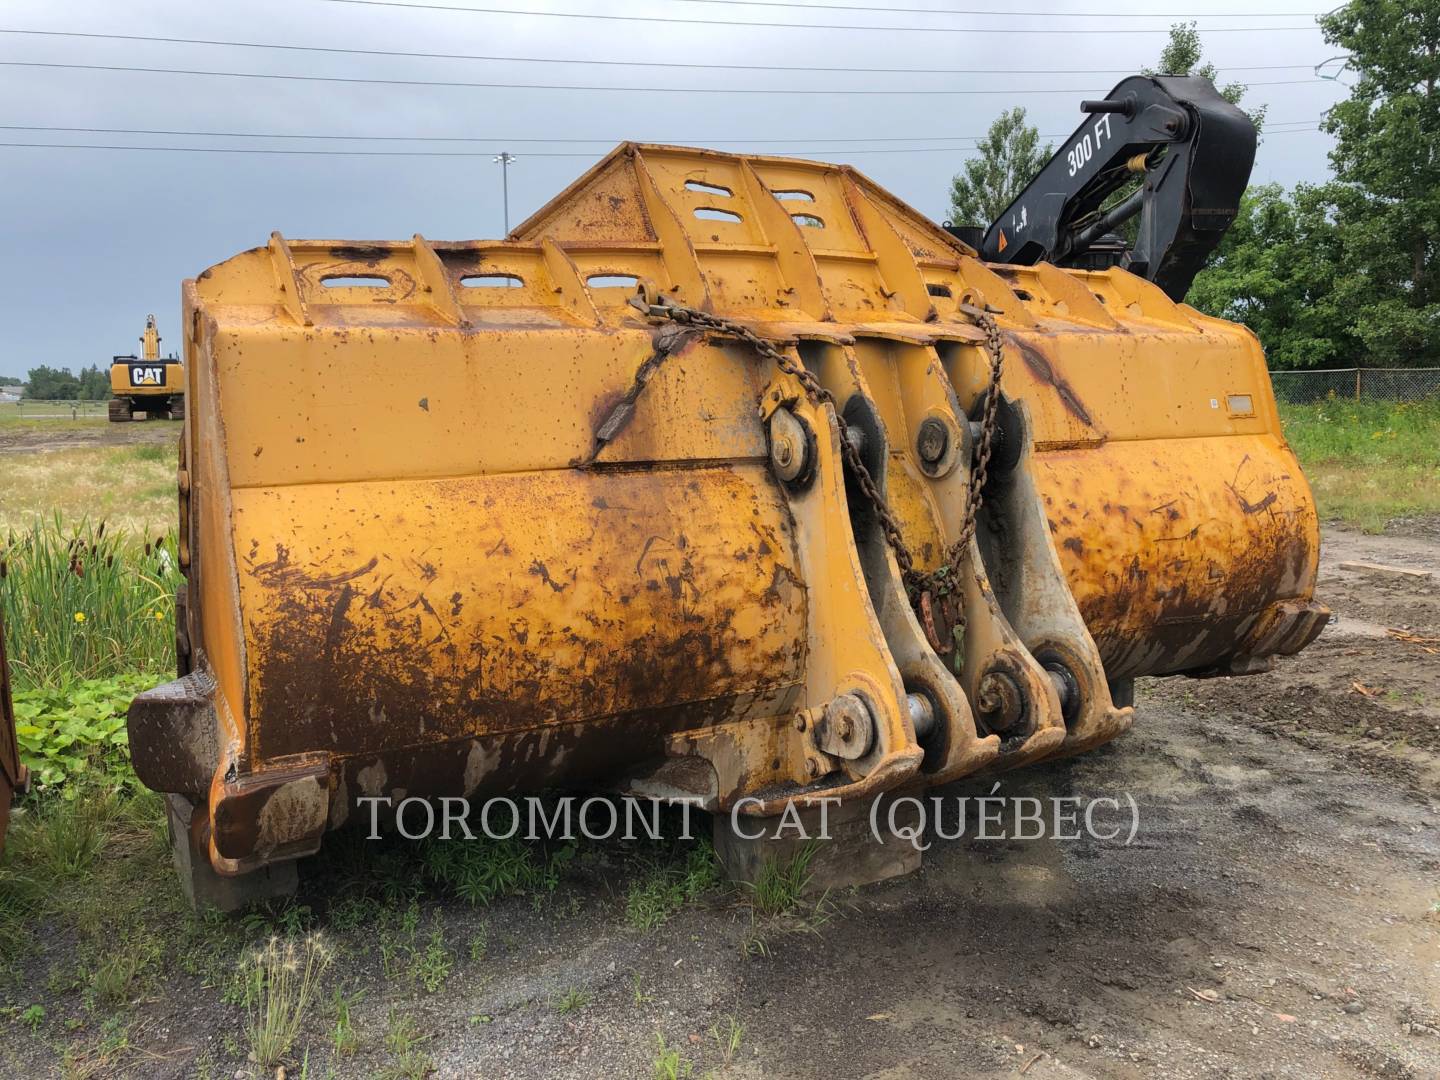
[{"x1": 130, "y1": 366, "x2": 165, "y2": 387}]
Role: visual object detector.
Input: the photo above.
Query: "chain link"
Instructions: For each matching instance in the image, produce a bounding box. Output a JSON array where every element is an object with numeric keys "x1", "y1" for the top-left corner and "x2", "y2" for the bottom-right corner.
[
  {"x1": 933, "y1": 305, "x2": 1006, "y2": 593},
  {"x1": 629, "y1": 296, "x2": 1005, "y2": 617}
]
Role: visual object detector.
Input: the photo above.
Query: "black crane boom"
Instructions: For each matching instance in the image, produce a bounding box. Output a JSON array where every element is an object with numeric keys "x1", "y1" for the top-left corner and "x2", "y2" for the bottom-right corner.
[{"x1": 974, "y1": 75, "x2": 1257, "y2": 302}]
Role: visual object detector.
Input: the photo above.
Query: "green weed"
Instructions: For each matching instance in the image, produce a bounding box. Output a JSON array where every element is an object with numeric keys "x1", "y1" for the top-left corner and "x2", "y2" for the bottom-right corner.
[
  {"x1": 384, "y1": 1009, "x2": 424, "y2": 1052},
  {"x1": 467, "y1": 923, "x2": 488, "y2": 961},
  {"x1": 0, "y1": 775, "x2": 173, "y2": 982},
  {"x1": 12, "y1": 673, "x2": 152, "y2": 791},
  {"x1": 743, "y1": 843, "x2": 818, "y2": 919},
  {"x1": 624, "y1": 841, "x2": 721, "y2": 930},
  {"x1": 420, "y1": 835, "x2": 572, "y2": 906},
  {"x1": 86, "y1": 935, "x2": 161, "y2": 1007},
  {"x1": 409, "y1": 925, "x2": 452, "y2": 993},
  {"x1": 739, "y1": 844, "x2": 836, "y2": 957},
  {"x1": 331, "y1": 986, "x2": 363, "y2": 1055},
  {"x1": 710, "y1": 1014, "x2": 743, "y2": 1066},
  {"x1": 378, "y1": 1052, "x2": 434, "y2": 1080},
  {"x1": 632, "y1": 972, "x2": 654, "y2": 1005},
  {"x1": 555, "y1": 986, "x2": 591, "y2": 1013},
  {"x1": 651, "y1": 1032, "x2": 693, "y2": 1080}
]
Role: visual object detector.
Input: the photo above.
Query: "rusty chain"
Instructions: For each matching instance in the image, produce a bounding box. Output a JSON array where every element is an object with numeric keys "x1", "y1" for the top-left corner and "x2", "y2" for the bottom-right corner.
[
  {"x1": 628, "y1": 295, "x2": 1006, "y2": 634},
  {"x1": 931, "y1": 304, "x2": 1006, "y2": 593}
]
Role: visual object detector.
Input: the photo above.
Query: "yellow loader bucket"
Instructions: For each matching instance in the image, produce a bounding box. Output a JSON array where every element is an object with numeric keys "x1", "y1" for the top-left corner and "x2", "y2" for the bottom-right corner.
[{"x1": 129, "y1": 144, "x2": 1326, "y2": 879}]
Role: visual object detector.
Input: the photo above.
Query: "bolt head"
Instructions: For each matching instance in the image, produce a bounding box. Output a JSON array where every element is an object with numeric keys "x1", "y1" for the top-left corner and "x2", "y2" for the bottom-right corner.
[
  {"x1": 977, "y1": 670, "x2": 1026, "y2": 734},
  {"x1": 917, "y1": 417, "x2": 949, "y2": 464},
  {"x1": 768, "y1": 408, "x2": 809, "y2": 483}
]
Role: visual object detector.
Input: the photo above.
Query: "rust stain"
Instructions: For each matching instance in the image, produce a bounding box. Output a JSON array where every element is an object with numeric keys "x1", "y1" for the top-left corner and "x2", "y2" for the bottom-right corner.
[
  {"x1": 243, "y1": 468, "x2": 806, "y2": 765},
  {"x1": 1006, "y1": 333, "x2": 1096, "y2": 428},
  {"x1": 583, "y1": 324, "x2": 699, "y2": 465},
  {"x1": 328, "y1": 245, "x2": 388, "y2": 263},
  {"x1": 1232, "y1": 489, "x2": 1278, "y2": 515},
  {"x1": 252, "y1": 547, "x2": 379, "y2": 591},
  {"x1": 528, "y1": 559, "x2": 569, "y2": 593}
]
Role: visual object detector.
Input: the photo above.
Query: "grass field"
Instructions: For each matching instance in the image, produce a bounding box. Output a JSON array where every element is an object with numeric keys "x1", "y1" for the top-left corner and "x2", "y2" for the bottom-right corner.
[
  {"x1": 1278, "y1": 397, "x2": 1440, "y2": 533},
  {"x1": 0, "y1": 400, "x2": 109, "y2": 423},
  {"x1": 0, "y1": 444, "x2": 178, "y2": 535}
]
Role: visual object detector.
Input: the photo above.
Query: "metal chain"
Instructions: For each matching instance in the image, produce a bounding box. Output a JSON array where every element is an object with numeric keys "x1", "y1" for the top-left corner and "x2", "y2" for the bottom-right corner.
[
  {"x1": 931, "y1": 305, "x2": 1006, "y2": 594},
  {"x1": 629, "y1": 296, "x2": 1005, "y2": 611}
]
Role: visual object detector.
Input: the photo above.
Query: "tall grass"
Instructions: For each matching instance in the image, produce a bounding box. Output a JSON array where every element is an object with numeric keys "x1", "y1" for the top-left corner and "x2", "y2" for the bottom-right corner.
[
  {"x1": 0, "y1": 517, "x2": 180, "y2": 690},
  {"x1": 1279, "y1": 397, "x2": 1440, "y2": 464},
  {"x1": 1279, "y1": 397, "x2": 1440, "y2": 532}
]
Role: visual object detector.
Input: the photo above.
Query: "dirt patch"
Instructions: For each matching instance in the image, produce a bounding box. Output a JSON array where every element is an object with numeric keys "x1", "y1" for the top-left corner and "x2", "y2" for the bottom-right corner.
[
  {"x1": 0, "y1": 417, "x2": 178, "y2": 457},
  {"x1": 1193, "y1": 522, "x2": 1440, "y2": 794}
]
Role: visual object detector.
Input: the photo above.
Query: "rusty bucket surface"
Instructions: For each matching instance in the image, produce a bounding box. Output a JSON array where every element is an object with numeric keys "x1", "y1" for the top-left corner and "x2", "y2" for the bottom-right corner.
[{"x1": 128, "y1": 144, "x2": 1327, "y2": 878}]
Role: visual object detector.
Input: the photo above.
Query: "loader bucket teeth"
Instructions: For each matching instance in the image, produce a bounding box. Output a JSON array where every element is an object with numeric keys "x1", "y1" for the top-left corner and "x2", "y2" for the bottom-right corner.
[{"x1": 127, "y1": 143, "x2": 1328, "y2": 885}]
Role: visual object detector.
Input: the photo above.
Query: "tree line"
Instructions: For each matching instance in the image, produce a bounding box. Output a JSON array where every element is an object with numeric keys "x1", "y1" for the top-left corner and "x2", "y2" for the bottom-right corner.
[
  {"x1": 21, "y1": 365, "x2": 113, "y2": 400},
  {"x1": 948, "y1": 0, "x2": 1438, "y2": 370}
]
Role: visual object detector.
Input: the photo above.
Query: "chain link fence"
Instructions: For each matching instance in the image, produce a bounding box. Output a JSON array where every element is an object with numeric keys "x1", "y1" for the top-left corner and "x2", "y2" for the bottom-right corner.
[
  {"x1": 0, "y1": 399, "x2": 109, "y2": 419},
  {"x1": 1269, "y1": 367, "x2": 1440, "y2": 404}
]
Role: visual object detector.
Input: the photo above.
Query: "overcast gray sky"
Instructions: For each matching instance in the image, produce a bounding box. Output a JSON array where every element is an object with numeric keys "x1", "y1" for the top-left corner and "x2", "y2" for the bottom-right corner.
[{"x1": 0, "y1": 0, "x2": 1344, "y2": 379}]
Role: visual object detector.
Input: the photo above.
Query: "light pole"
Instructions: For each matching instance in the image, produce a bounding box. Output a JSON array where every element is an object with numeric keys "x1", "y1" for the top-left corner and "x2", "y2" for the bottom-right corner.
[{"x1": 493, "y1": 152, "x2": 516, "y2": 235}]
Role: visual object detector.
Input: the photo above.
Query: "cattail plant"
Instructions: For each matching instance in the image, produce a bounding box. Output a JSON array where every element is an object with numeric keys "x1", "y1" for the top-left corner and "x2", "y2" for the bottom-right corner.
[{"x1": 0, "y1": 516, "x2": 182, "y2": 689}]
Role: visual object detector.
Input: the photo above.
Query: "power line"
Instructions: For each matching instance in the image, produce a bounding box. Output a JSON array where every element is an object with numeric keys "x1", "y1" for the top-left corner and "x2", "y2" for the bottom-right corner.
[
  {"x1": 316, "y1": 0, "x2": 1318, "y2": 34},
  {"x1": 0, "y1": 141, "x2": 592, "y2": 157},
  {"x1": 0, "y1": 122, "x2": 1325, "y2": 145},
  {"x1": 669, "y1": 0, "x2": 1322, "y2": 17},
  {"x1": 0, "y1": 61, "x2": 1329, "y2": 95},
  {"x1": 0, "y1": 127, "x2": 1329, "y2": 158},
  {"x1": 0, "y1": 30, "x2": 1324, "y2": 76}
]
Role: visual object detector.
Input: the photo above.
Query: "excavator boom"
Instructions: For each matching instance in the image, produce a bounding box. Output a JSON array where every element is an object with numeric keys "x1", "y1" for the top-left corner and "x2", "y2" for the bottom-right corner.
[{"x1": 978, "y1": 75, "x2": 1257, "y2": 301}]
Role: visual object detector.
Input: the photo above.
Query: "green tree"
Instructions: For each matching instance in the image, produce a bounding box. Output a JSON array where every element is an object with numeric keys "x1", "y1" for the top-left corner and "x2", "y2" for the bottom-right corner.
[
  {"x1": 0, "y1": 375, "x2": 21, "y2": 387},
  {"x1": 1316, "y1": 0, "x2": 1440, "y2": 367},
  {"x1": 947, "y1": 108, "x2": 1051, "y2": 226},
  {"x1": 1188, "y1": 184, "x2": 1355, "y2": 368},
  {"x1": 76, "y1": 364, "x2": 110, "y2": 400},
  {"x1": 24, "y1": 365, "x2": 80, "y2": 400}
]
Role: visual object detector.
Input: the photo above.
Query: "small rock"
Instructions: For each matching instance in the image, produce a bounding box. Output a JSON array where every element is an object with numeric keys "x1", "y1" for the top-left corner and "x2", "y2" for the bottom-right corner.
[{"x1": 1342, "y1": 1000, "x2": 1366, "y2": 1015}]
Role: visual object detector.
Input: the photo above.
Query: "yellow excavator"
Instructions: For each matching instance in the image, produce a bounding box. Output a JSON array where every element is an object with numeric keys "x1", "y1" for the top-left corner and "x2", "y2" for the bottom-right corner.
[
  {"x1": 108, "y1": 314, "x2": 184, "y2": 422},
  {"x1": 128, "y1": 78, "x2": 1328, "y2": 906}
]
